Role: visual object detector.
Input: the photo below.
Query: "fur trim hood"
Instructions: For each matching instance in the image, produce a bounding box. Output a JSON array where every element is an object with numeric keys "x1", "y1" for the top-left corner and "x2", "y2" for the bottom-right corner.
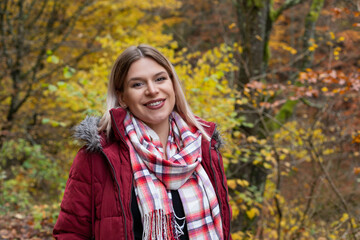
[{"x1": 74, "y1": 116, "x2": 102, "y2": 152}]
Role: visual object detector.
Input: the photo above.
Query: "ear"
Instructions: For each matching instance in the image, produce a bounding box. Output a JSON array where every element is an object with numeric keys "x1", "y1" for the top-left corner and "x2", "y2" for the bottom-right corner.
[{"x1": 116, "y1": 91, "x2": 127, "y2": 109}]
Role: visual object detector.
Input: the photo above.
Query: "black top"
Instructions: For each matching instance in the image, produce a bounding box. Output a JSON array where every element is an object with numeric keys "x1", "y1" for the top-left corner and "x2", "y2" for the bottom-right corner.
[{"x1": 131, "y1": 188, "x2": 189, "y2": 239}]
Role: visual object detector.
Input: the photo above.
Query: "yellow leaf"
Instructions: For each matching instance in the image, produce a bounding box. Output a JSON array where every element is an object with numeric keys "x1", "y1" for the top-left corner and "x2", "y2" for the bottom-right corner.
[
  {"x1": 330, "y1": 31, "x2": 335, "y2": 40},
  {"x1": 230, "y1": 201, "x2": 240, "y2": 219},
  {"x1": 351, "y1": 217, "x2": 358, "y2": 228},
  {"x1": 246, "y1": 207, "x2": 260, "y2": 219},
  {"x1": 236, "y1": 179, "x2": 249, "y2": 187},
  {"x1": 321, "y1": 87, "x2": 328, "y2": 92},
  {"x1": 228, "y1": 23, "x2": 236, "y2": 29},
  {"x1": 329, "y1": 234, "x2": 337, "y2": 240},
  {"x1": 233, "y1": 131, "x2": 242, "y2": 138},
  {"x1": 308, "y1": 43, "x2": 318, "y2": 52},
  {"x1": 231, "y1": 231, "x2": 244, "y2": 240},
  {"x1": 238, "y1": 98, "x2": 248, "y2": 104},
  {"x1": 259, "y1": 139, "x2": 267, "y2": 145},
  {"x1": 323, "y1": 149, "x2": 334, "y2": 155},
  {"x1": 227, "y1": 179, "x2": 237, "y2": 190},
  {"x1": 170, "y1": 41, "x2": 178, "y2": 49},
  {"x1": 263, "y1": 162, "x2": 272, "y2": 169},
  {"x1": 308, "y1": 46, "x2": 315, "y2": 51},
  {"x1": 340, "y1": 213, "x2": 349, "y2": 222},
  {"x1": 247, "y1": 136, "x2": 257, "y2": 143}
]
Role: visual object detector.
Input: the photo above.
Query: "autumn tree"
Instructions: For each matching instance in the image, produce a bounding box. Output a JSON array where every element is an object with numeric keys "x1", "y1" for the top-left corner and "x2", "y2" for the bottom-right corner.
[
  {"x1": 0, "y1": 0, "x2": 103, "y2": 140},
  {"x1": 0, "y1": 0, "x2": 180, "y2": 214}
]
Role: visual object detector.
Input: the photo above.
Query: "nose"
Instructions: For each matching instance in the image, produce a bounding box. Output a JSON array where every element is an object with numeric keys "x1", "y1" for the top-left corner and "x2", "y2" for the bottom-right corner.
[{"x1": 145, "y1": 81, "x2": 159, "y2": 95}]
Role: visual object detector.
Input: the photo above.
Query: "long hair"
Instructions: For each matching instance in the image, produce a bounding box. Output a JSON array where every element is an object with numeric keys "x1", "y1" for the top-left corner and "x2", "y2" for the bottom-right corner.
[{"x1": 98, "y1": 44, "x2": 210, "y2": 140}]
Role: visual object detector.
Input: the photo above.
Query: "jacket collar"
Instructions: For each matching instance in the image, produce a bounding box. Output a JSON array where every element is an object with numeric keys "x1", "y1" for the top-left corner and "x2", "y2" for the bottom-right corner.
[{"x1": 109, "y1": 107, "x2": 128, "y2": 143}]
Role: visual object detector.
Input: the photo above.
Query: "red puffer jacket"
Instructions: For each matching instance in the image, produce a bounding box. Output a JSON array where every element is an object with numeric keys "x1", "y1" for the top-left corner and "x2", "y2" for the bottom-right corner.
[{"x1": 53, "y1": 108, "x2": 232, "y2": 240}]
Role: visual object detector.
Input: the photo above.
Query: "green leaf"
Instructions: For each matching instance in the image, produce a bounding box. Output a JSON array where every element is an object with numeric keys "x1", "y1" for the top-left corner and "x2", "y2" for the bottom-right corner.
[
  {"x1": 63, "y1": 66, "x2": 76, "y2": 78},
  {"x1": 41, "y1": 118, "x2": 50, "y2": 124},
  {"x1": 79, "y1": 78, "x2": 88, "y2": 85},
  {"x1": 48, "y1": 84, "x2": 58, "y2": 92},
  {"x1": 50, "y1": 55, "x2": 59, "y2": 64},
  {"x1": 242, "y1": 122, "x2": 254, "y2": 128},
  {"x1": 23, "y1": 161, "x2": 32, "y2": 169},
  {"x1": 57, "y1": 81, "x2": 66, "y2": 87},
  {"x1": 267, "y1": 99, "x2": 298, "y2": 131}
]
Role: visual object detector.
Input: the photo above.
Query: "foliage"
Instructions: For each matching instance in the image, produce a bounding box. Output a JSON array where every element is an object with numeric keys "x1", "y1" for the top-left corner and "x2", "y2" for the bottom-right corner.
[
  {"x1": 176, "y1": 43, "x2": 238, "y2": 128},
  {"x1": 0, "y1": 139, "x2": 65, "y2": 212}
]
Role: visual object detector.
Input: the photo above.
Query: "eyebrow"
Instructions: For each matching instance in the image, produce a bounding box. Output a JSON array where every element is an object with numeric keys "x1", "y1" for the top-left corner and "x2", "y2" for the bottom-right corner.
[{"x1": 128, "y1": 71, "x2": 168, "y2": 82}]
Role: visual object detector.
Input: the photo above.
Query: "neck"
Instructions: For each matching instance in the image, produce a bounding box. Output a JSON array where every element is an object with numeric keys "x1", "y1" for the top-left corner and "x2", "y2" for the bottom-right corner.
[{"x1": 150, "y1": 122, "x2": 170, "y2": 158}]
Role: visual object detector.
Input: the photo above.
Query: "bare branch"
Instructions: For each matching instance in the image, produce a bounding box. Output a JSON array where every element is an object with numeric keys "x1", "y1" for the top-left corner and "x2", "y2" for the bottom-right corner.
[
  {"x1": 26, "y1": 0, "x2": 48, "y2": 28},
  {"x1": 271, "y1": 0, "x2": 306, "y2": 22}
]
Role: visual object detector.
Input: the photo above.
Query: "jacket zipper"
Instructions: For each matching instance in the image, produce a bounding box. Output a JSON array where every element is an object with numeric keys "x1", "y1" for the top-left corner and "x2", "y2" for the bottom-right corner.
[
  {"x1": 209, "y1": 126, "x2": 231, "y2": 240},
  {"x1": 109, "y1": 111, "x2": 132, "y2": 240},
  {"x1": 100, "y1": 150, "x2": 128, "y2": 240}
]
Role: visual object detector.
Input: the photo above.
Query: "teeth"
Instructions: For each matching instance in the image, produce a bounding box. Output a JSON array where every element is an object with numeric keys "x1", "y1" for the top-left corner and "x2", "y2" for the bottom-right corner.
[{"x1": 147, "y1": 100, "x2": 162, "y2": 106}]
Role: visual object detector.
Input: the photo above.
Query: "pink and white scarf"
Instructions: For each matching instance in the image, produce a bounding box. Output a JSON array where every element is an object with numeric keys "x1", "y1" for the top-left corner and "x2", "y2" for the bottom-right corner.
[{"x1": 124, "y1": 111, "x2": 223, "y2": 240}]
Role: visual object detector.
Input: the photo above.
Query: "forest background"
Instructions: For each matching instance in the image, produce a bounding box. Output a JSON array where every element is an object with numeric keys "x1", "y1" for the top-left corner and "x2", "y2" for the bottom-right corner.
[{"x1": 0, "y1": 0, "x2": 360, "y2": 239}]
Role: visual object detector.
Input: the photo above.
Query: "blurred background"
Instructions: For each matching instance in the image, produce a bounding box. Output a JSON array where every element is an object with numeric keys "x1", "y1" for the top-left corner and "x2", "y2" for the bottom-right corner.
[{"x1": 0, "y1": 0, "x2": 359, "y2": 239}]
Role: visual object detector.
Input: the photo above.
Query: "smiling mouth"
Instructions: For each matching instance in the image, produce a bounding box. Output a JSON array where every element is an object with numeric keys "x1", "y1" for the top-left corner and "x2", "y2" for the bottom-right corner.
[{"x1": 144, "y1": 99, "x2": 165, "y2": 108}]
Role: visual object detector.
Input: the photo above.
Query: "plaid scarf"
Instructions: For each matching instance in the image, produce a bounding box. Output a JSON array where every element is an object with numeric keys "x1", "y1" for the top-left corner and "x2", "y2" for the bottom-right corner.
[{"x1": 124, "y1": 111, "x2": 223, "y2": 240}]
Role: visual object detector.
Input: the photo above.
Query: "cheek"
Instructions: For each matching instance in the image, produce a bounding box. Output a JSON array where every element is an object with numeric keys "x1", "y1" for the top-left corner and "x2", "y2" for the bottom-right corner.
[{"x1": 121, "y1": 90, "x2": 134, "y2": 105}]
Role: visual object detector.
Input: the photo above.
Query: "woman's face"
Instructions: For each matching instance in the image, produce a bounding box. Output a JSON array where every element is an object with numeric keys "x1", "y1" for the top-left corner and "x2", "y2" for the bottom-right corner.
[{"x1": 120, "y1": 57, "x2": 176, "y2": 132}]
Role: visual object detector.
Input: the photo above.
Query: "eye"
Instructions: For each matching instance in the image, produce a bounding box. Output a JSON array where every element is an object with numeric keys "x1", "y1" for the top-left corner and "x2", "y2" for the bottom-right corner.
[
  {"x1": 156, "y1": 76, "x2": 167, "y2": 82},
  {"x1": 131, "y1": 82, "x2": 143, "y2": 88}
]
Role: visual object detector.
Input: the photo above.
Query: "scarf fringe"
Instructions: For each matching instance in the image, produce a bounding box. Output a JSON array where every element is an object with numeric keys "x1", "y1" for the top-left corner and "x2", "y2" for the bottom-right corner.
[{"x1": 143, "y1": 210, "x2": 180, "y2": 240}]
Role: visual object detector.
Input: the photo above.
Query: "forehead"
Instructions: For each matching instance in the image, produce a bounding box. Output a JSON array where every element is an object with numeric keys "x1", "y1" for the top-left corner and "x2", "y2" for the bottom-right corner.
[{"x1": 126, "y1": 57, "x2": 168, "y2": 80}]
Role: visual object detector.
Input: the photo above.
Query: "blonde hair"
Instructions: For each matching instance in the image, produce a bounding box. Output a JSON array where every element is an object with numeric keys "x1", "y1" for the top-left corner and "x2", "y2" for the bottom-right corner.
[{"x1": 98, "y1": 44, "x2": 210, "y2": 140}]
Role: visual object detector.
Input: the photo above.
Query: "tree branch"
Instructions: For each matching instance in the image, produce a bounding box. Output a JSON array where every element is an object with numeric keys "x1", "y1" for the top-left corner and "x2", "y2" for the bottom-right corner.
[
  {"x1": 307, "y1": 139, "x2": 357, "y2": 240},
  {"x1": 26, "y1": 0, "x2": 48, "y2": 28},
  {"x1": 271, "y1": 0, "x2": 306, "y2": 22}
]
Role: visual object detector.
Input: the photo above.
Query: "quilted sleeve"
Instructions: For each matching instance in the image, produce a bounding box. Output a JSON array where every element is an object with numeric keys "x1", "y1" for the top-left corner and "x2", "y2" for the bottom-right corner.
[{"x1": 53, "y1": 147, "x2": 93, "y2": 240}]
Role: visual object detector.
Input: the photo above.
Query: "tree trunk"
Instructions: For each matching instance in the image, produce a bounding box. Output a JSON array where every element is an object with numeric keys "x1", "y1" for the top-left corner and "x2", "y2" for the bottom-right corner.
[
  {"x1": 233, "y1": 0, "x2": 271, "y2": 85},
  {"x1": 231, "y1": 0, "x2": 305, "y2": 231},
  {"x1": 300, "y1": 0, "x2": 325, "y2": 70}
]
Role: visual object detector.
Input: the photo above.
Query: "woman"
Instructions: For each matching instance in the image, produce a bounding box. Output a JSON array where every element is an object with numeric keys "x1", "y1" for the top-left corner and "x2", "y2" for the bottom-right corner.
[{"x1": 53, "y1": 44, "x2": 232, "y2": 240}]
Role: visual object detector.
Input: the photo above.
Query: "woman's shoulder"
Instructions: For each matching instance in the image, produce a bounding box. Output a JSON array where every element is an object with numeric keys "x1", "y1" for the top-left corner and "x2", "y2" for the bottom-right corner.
[
  {"x1": 195, "y1": 116, "x2": 215, "y2": 127},
  {"x1": 195, "y1": 116, "x2": 224, "y2": 149}
]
